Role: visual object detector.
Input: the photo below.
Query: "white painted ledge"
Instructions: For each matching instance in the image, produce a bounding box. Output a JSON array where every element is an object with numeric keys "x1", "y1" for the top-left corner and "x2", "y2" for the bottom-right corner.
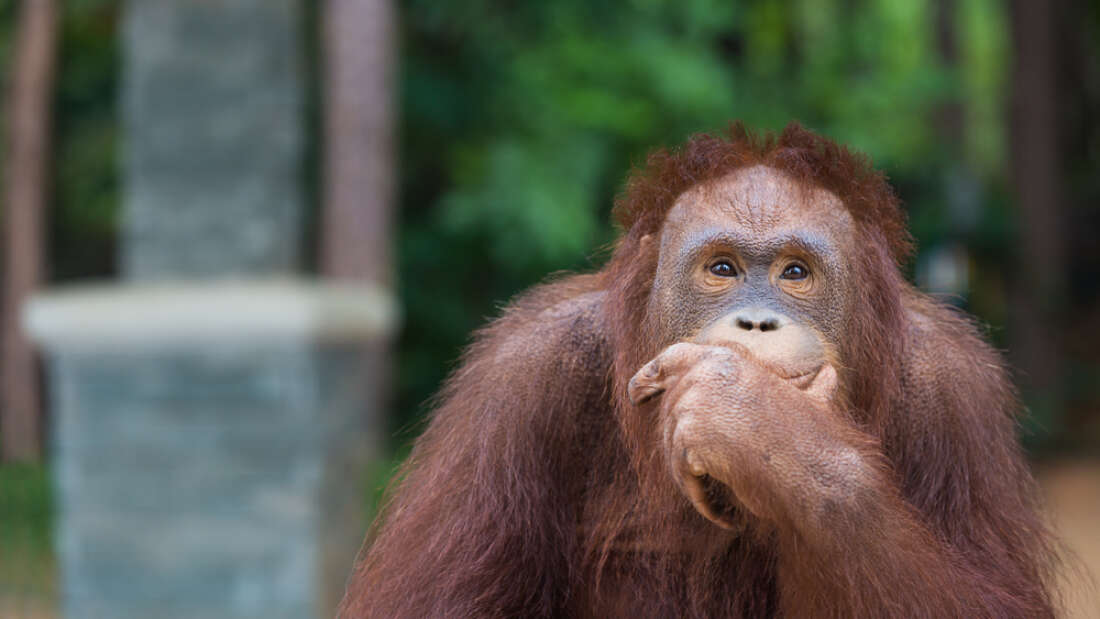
[{"x1": 25, "y1": 279, "x2": 399, "y2": 351}]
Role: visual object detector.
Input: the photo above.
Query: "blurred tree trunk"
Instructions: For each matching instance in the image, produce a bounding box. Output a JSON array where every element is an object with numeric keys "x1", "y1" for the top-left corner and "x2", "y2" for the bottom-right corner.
[
  {"x1": 320, "y1": 0, "x2": 396, "y2": 285},
  {"x1": 935, "y1": 0, "x2": 963, "y2": 142},
  {"x1": 1058, "y1": 1, "x2": 1100, "y2": 439},
  {"x1": 2, "y1": 0, "x2": 58, "y2": 462},
  {"x1": 319, "y1": 0, "x2": 397, "y2": 609},
  {"x1": 922, "y1": 0, "x2": 976, "y2": 300},
  {"x1": 1009, "y1": 0, "x2": 1064, "y2": 422}
]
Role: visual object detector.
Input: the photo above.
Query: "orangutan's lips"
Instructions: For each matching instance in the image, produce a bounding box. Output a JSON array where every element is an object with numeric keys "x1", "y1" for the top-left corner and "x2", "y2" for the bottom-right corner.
[{"x1": 780, "y1": 364, "x2": 824, "y2": 390}]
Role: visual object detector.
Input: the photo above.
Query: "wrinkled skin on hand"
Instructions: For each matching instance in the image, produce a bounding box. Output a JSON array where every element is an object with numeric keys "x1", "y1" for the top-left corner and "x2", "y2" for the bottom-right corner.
[{"x1": 628, "y1": 342, "x2": 859, "y2": 531}]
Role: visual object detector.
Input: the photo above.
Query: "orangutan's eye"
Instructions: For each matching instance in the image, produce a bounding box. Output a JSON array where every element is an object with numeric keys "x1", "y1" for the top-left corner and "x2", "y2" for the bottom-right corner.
[
  {"x1": 780, "y1": 263, "x2": 808, "y2": 280},
  {"x1": 709, "y1": 260, "x2": 737, "y2": 277}
]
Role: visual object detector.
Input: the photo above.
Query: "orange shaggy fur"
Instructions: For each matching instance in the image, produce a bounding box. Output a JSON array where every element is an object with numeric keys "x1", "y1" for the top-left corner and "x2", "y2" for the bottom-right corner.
[{"x1": 340, "y1": 123, "x2": 1058, "y2": 618}]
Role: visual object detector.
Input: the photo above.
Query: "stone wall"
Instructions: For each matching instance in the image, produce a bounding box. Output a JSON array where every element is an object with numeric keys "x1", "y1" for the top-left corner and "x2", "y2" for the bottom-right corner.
[
  {"x1": 49, "y1": 343, "x2": 374, "y2": 618},
  {"x1": 120, "y1": 0, "x2": 305, "y2": 279},
  {"x1": 30, "y1": 282, "x2": 395, "y2": 618}
]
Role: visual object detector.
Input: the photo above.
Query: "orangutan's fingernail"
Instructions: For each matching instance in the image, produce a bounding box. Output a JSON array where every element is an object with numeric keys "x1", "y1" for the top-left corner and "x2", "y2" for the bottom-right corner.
[{"x1": 686, "y1": 450, "x2": 707, "y2": 477}]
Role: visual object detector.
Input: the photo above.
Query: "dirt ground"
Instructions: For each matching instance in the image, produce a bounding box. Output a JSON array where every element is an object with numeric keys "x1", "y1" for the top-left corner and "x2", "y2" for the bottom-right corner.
[{"x1": 1040, "y1": 460, "x2": 1100, "y2": 619}]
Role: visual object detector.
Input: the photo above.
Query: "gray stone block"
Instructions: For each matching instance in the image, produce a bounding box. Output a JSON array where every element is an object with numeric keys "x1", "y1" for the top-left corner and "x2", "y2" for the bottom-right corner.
[
  {"x1": 120, "y1": 0, "x2": 305, "y2": 279},
  {"x1": 28, "y1": 282, "x2": 397, "y2": 617},
  {"x1": 48, "y1": 343, "x2": 379, "y2": 619}
]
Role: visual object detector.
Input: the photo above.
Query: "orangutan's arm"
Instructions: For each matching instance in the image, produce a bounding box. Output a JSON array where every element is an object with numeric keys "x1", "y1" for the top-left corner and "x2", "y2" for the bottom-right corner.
[
  {"x1": 339, "y1": 279, "x2": 610, "y2": 618},
  {"x1": 805, "y1": 300, "x2": 1060, "y2": 618}
]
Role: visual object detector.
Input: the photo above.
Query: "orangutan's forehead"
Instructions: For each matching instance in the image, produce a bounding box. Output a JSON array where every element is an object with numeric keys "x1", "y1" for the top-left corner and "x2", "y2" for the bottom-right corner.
[{"x1": 663, "y1": 165, "x2": 853, "y2": 238}]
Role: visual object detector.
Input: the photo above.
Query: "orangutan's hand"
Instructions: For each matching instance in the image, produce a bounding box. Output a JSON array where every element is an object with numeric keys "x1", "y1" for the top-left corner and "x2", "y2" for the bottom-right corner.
[{"x1": 628, "y1": 343, "x2": 871, "y2": 530}]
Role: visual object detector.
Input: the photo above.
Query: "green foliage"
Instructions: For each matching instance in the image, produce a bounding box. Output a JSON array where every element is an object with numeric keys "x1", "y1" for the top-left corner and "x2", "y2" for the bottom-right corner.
[
  {"x1": 3, "y1": 0, "x2": 1059, "y2": 444},
  {"x1": 52, "y1": 0, "x2": 121, "y2": 281},
  {"x1": 0, "y1": 0, "x2": 15, "y2": 173},
  {"x1": 0, "y1": 464, "x2": 55, "y2": 599},
  {"x1": 0, "y1": 0, "x2": 123, "y2": 282},
  {"x1": 392, "y1": 0, "x2": 1013, "y2": 435},
  {"x1": 395, "y1": 0, "x2": 752, "y2": 434}
]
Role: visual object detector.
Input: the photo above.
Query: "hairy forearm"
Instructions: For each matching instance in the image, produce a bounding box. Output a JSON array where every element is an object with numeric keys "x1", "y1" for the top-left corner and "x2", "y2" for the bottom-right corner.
[{"x1": 774, "y1": 456, "x2": 1050, "y2": 618}]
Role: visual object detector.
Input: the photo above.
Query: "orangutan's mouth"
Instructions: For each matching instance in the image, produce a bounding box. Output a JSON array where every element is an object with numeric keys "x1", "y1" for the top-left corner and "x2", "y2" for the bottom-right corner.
[{"x1": 780, "y1": 364, "x2": 825, "y2": 389}]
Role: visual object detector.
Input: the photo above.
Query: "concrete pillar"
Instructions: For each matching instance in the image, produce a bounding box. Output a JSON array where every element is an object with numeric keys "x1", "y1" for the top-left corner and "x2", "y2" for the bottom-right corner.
[
  {"x1": 28, "y1": 283, "x2": 395, "y2": 618},
  {"x1": 26, "y1": 1, "x2": 397, "y2": 616}
]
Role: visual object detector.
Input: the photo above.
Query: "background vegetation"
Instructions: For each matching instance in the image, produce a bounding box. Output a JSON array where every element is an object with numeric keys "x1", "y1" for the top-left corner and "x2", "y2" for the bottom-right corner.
[
  {"x1": 391, "y1": 0, "x2": 1099, "y2": 450},
  {"x1": 0, "y1": 0, "x2": 1096, "y2": 446}
]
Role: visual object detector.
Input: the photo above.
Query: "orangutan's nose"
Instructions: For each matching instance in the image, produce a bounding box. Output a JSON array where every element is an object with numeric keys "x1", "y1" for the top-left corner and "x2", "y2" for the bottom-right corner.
[{"x1": 734, "y1": 309, "x2": 783, "y2": 333}]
